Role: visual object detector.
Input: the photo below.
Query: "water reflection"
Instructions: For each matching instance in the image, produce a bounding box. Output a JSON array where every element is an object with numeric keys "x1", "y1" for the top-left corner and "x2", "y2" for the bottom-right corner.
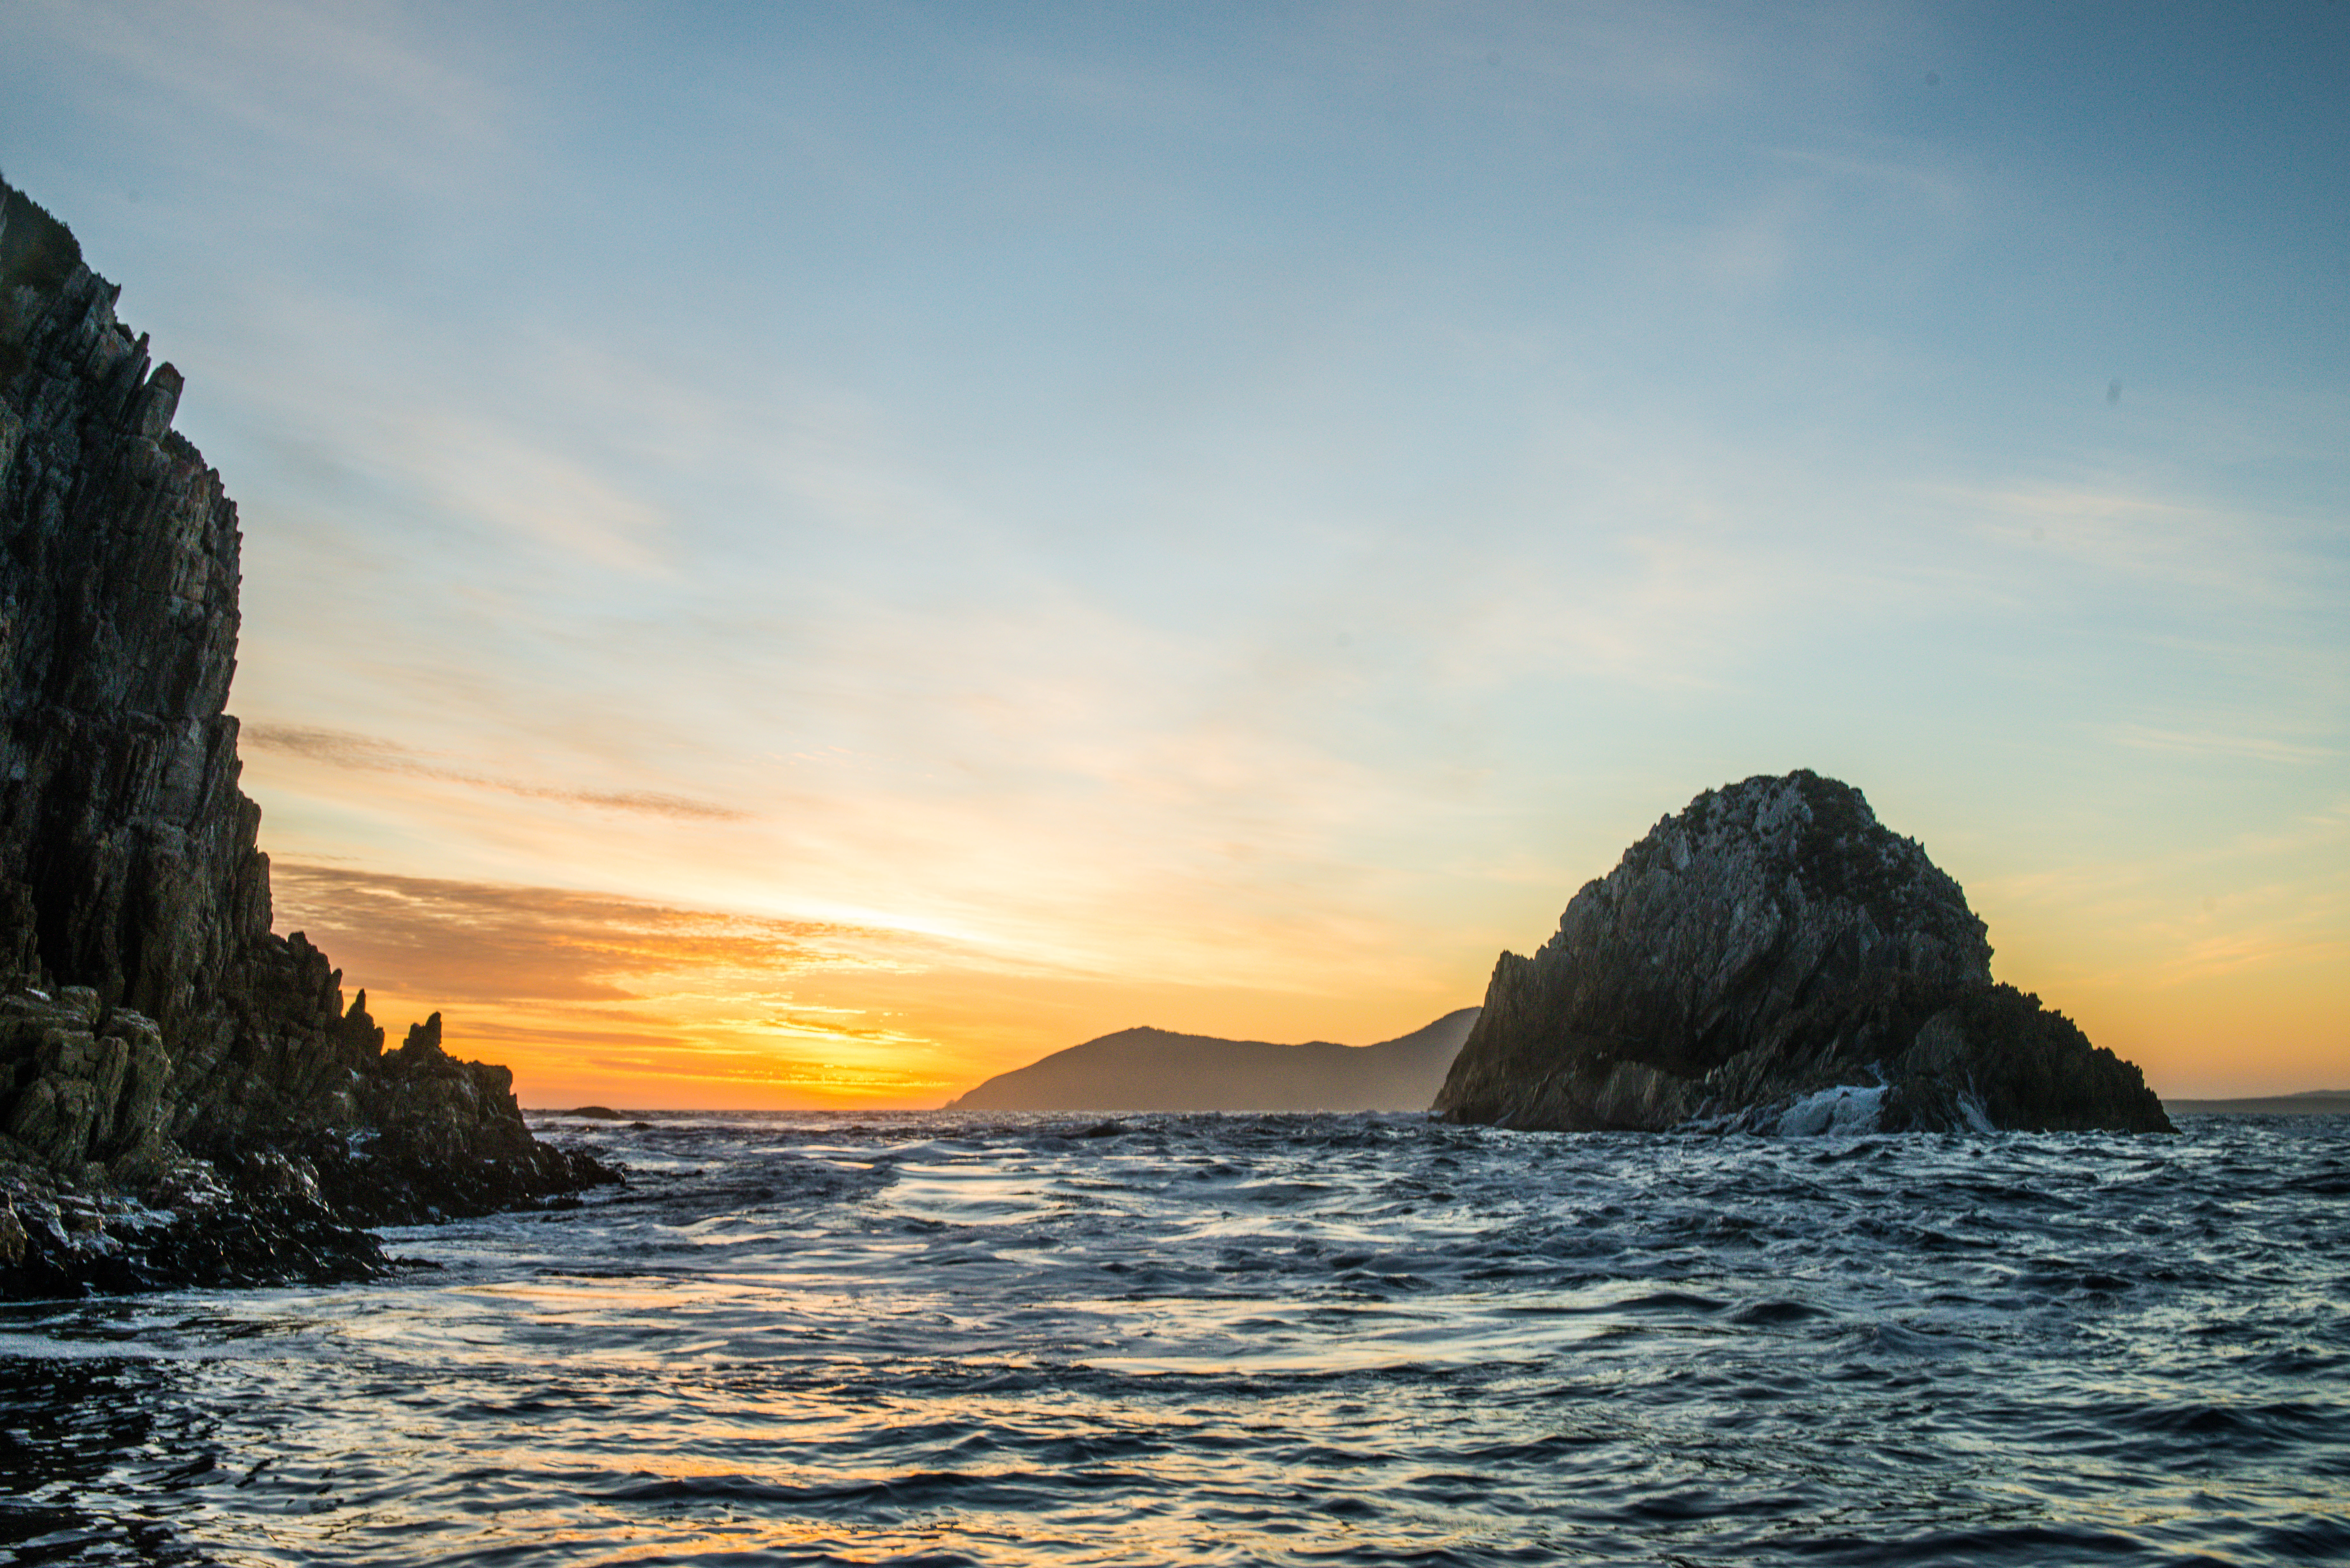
[{"x1": 4, "y1": 1113, "x2": 2346, "y2": 1564}]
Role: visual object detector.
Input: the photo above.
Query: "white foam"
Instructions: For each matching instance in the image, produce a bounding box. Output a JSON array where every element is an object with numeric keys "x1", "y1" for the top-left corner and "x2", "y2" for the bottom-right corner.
[{"x1": 1775, "y1": 1083, "x2": 1888, "y2": 1137}]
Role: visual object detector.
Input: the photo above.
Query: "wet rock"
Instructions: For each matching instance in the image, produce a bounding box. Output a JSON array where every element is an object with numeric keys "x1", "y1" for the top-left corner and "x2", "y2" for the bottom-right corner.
[
  {"x1": 1434, "y1": 772, "x2": 2172, "y2": 1135},
  {"x1": 0, "y1": 1157, "x2": 386, "y2": 1298}
]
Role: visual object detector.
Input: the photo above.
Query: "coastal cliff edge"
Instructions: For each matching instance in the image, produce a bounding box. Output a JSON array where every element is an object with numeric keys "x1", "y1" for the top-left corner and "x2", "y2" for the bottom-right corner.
[{"x1": 0, "y1": 177, "x2": 612, "y2": 1295}]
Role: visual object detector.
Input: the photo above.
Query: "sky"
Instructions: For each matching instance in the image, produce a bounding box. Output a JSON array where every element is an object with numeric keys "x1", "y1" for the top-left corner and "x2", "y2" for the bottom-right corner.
[{"x1": 3, "y1": 0, "x2": 2344, "y2": 1104}]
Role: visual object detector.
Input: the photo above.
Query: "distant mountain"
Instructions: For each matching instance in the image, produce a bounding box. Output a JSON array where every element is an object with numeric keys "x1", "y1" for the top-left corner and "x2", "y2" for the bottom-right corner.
[
  {"x1": 2165, "y1": 1090, "x2": 2350, "y2": 1115},
  {"x1": 944, "y1": 1009, "x2": 1480, "y2": 1113}
]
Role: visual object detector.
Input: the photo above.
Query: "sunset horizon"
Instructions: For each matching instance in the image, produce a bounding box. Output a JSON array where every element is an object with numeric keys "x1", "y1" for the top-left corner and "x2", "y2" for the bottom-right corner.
[
  {"x1": 8, "y1": 7, "x2": 2346, "y2": 1560},
  {"x1": 7, "y1": 2, "x2": 2341, "y2": 1109}
]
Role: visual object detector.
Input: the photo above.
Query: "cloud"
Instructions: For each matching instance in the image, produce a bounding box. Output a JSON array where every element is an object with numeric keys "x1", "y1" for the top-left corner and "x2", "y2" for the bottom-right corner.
[
  {"x1": 264, "y1": 864, "x2": 996, "y2": 1102},
  {"x1": 2110, "y1": 725, "x2": 2338, "y2": 766},
  {"x1": 1966, "y1": 483, "x2": 2335, "y2": 611},
  {"x1": 13, "y1": 0, "x2": 514, "y2": 199},
  {"x1": 267, "y1": 862, "x2": 916, "y2": 1003},
  {"x1": 397, "y1": 409, "x2": 676, "y2": 573},
  {"x1": 245, "y1": 723, "x2": 747, "y2": 820}
]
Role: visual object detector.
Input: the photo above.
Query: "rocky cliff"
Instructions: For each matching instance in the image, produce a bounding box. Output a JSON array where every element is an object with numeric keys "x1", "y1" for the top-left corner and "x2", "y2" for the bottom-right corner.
[
  {"x1": 1434, "y1": 772, "x2": 2171, "y2": 1135},
  {"x1": 947, "y1": 1008, "x2": 1480, "y2": 1112},
  {"x1": 0, "y1": 177, "x2": 609, "y2": 1294}
]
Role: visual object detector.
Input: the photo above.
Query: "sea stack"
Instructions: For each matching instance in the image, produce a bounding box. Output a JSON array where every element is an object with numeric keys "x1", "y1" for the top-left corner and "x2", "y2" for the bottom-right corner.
[
  {"x1": 1433, "y1": 772, "x2": 2171, "y2": 1135},
  {"x1": 0, "y1": 177, "x2": 608, "y2": 1293}
]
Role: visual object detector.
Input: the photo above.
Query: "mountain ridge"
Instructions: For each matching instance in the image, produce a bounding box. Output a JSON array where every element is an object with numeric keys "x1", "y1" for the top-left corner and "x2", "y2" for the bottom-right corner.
[{"x1": 946, "y1": 1008, "x2": 1480, "y2": 1112}]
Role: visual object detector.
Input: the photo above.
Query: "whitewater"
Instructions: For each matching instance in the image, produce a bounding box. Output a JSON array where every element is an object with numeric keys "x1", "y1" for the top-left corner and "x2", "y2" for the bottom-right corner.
[{"x1": 4, "y1": 1112, "x2": 2344, "y2": 1565}]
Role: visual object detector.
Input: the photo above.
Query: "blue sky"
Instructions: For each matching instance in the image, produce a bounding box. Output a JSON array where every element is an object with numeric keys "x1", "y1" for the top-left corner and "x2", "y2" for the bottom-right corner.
[{"x1": 5, "y1": 1, "x2": 2344, "y2": 1100}]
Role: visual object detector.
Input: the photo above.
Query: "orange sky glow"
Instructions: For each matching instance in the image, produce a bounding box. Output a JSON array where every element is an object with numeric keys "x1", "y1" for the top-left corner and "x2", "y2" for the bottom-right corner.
[{"x1": 11, "y1": 4, "x2": 2340, "y2": 1109}]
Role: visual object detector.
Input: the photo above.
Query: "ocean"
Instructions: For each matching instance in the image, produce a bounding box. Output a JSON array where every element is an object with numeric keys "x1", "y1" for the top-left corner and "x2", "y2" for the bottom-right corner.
[{"x1": 4, "y1": 1112, "x2": 2344, "y2": 1565}]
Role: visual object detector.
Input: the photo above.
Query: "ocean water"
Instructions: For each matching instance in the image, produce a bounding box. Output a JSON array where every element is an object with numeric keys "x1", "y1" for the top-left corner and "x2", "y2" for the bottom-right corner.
[{"x1": 3, "y1": 1112, "x2": 2345, "y2": 1566}]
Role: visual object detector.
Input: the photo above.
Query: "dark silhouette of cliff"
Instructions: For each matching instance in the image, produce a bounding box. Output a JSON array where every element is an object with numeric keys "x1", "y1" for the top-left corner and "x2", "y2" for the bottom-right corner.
[{"x1": 0, "y1": 176, "x2": 608, "y2": 1293}]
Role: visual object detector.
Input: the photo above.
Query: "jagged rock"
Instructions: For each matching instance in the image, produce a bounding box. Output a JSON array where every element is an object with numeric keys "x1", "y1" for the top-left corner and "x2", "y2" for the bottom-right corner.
[
  {"x1": 0, "y1": 1151, "x2": 388, "y2": 1297},
  {"x1": 0, "y1": 177, "x2": 615, "y2": 1296},
  {"x1": 0, "y1": 1193, "x2": 26, "y2": 1263},
  {"x1": 1434, "y1": 772, "x2": 2172, "y2": 1135}
]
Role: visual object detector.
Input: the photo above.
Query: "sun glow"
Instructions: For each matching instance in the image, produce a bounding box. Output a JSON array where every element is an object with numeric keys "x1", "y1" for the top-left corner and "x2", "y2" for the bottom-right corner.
[{"x1": 10, "y1": 0, "x2": 2335, "y2": 1108}]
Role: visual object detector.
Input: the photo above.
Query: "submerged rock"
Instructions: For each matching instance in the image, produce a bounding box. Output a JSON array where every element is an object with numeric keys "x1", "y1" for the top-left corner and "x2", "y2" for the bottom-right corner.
[
  {"x1": 1433, "y1": 772, "x2": 2171, "y2": 1135},
  {"x1": 0, "y1": 177, "x2": 612, "y2": 1296}
]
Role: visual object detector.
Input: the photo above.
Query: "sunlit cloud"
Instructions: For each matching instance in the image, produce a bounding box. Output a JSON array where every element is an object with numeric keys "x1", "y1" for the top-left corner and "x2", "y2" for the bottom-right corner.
[
  {"x1": 247, "y1": 724, "x2": 747, "y2": 820},
  {"x1": 268, "y1": 862, "x2": 920, "y2": 1003},
  {"x1": 264, "y1": 863, "x2": 997, "y2": 1104}
]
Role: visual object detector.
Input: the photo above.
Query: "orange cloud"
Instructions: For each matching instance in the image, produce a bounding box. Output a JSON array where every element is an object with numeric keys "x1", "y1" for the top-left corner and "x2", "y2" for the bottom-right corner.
[
  {"x1": 262, "y1": 863, "x2": 974, "y2": 1106},
  {"x1": 262, "y1": 861, "x2": 1491, "y2": 1110},
  {"x1": 267, "y1": 861, "x2": 931, "y2": 1000}
]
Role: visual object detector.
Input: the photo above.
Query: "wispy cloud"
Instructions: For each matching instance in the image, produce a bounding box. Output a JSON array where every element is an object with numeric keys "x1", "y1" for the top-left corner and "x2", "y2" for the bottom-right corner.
[
  {"x1": 268, "y1": 861, "x2": 926, "y2": 1004},
  {"x1": 15, "y1": 0, "x2": 2342, "y2": 1104},
  {"x1": 2110, "y1": 725, "x2": 2338, "y2": 766},
  {"x1": 246, "y1": 724, "x2": 746, "y2": 820},
  {"x1": 1965, "y1": 483, "x2": 2337, "y2": 610},
  {"x1": 267, "y1": 863, "x2": 1016, "y2": 1103},
  {"x1": 397, "y1": 410, "x2": 677, "y2": 574},
  {"x1": 13, "y1": 0, "x2": 514, "y2": 198}
]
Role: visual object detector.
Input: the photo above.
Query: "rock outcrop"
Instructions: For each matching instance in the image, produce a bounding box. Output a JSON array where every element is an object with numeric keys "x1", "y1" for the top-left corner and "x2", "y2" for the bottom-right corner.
[
  {"x1": 946, "y1": 1008, "x2": 1480, "y2": 1113},
  {"x1": 1433, "y1": 772, "x2": 2171, "y2": 1135},
  {"x1": 0, "y1": 177, "x2": 610, "y2": 1295}
]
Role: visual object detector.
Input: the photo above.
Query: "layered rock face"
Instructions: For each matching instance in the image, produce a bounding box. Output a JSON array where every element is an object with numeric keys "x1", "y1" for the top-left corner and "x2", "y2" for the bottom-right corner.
[
  {"x1": 1434, "y1": 772, "x2": 2171, "y2": 1135},
  {"x1": 0, "y1": 179, "x2": 608, "y2": 1293}
]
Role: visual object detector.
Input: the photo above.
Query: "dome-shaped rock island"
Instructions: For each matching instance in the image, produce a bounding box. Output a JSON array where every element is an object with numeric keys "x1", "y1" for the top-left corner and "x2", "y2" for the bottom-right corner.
[{"x1": 1433, "y1": 772, "x2": 2171, "y2": 1135}]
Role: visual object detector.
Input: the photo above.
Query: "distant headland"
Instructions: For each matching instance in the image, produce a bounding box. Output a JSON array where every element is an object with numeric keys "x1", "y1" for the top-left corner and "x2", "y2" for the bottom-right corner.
[
  {"x1": 2165, "y1": 1091, "x2": 2350, "y2": 1116},
  {"x1": 945, "y1": 1009, "x2": 1478, "y2": 1112}
]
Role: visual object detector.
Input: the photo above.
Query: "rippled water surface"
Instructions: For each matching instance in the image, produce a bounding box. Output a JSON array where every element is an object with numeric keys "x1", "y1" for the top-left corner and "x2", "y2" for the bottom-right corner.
[{"x1": 4, "y1": 1113, "x2": 2346, "y2": 1565}]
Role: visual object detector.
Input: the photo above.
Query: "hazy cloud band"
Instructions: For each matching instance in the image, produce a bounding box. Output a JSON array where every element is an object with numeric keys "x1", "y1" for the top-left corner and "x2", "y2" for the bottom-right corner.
[{"x1": 246, "y1": 723, "x2": 747, "y2": 820}]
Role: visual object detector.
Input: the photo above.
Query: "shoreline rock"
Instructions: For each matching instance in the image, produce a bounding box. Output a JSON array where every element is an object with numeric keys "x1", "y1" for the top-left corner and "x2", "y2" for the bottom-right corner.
[
  {"x1": 0, "y1": 177, "x2": 615, "y2": 1296},
  {"x1": 1434, "y1": 772, "x2": 2172, "y2": 1135}
]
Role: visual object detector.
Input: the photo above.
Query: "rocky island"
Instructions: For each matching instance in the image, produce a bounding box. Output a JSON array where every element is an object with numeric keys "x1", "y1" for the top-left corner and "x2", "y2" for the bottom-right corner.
[
  {"x1": 946, "y1": 1008, "x2": 1479, "y2": 1112},
  {"x1": 0, "y1": 177, "x2": 611, "y2": 1296},
  {"x1": 1435, "y1": 771, "x2": 2171, "y2": 1135}
]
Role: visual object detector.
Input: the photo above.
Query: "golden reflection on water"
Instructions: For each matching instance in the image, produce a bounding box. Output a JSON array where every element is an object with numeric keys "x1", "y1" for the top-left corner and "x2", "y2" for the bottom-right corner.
[{"x1": 8, "y1": 1113, "x2": 2343, "y2": 1565}]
